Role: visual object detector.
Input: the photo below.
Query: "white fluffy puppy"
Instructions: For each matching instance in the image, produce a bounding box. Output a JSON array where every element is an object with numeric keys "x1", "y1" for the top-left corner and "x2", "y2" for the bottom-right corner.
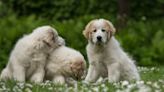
[
  {"x1": 45, "y1": 46, "x2": 86, "y2": 84},
  {"x1": 83, "y1": 19, "x2": 140, "y2": 83},
  {"x1": 0, "y1": 26, "x2": 64, "y2": 83}
]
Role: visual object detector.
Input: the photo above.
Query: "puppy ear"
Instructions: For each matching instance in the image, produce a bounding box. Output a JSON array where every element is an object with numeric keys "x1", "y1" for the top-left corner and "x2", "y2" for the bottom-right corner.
[
  {"x1": 83, "y1": 20, "x2": 96, "y2": 39},
  {"x1": 57, "y1": 36, "x2": 65, "y2": 46},
  {"x1": 104, "y1": 19, "x2": 116, "y2": 36}
]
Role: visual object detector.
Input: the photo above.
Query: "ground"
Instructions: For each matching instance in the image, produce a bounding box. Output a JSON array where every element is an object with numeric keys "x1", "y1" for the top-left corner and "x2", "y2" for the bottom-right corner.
[{"x1": 0, "y1": 66, "x2": 164, "y2": 92}]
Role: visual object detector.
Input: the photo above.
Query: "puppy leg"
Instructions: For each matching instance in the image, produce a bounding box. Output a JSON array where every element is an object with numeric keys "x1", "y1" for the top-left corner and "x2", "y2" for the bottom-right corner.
[
  {"x1": 0, "y1": 68, "x2": 12, "y2": 80},
  {"x1": 123, "y1": 66, "x2": 140, "y2": 81},
  {"x1": 13, "y1": 65, "x2": 25, "y2": 82},
  {"x1": 107, "y1": 63, "x2": 120, "y2": 83},
  {"x1": 85, "y1": 65, "x2": 100, "y2": 83},
  {"x1": 52, "y1": 75, "x2": 65, "y2": 84},
  {"x1": 30, "y1": 67, "x2": 45, "y2": 83}
]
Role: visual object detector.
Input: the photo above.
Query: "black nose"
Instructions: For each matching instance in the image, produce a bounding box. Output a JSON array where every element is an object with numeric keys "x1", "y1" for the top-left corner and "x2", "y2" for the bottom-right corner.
[{"x1": 97, "y1": 36, "x2": 102, "y2": 41}]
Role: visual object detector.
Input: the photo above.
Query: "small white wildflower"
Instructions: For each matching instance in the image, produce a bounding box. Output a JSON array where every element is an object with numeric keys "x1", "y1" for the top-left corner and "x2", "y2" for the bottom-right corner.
[
  {"x1": 92, "y1": 87, "x2": 99, "y2": 92},
  {"x1": 158, "y1": 79, "x2": 164, "y2": 83},
  {"x1": 113, "y1": 82, "x2": 120, "y2": 88},
  {"x1": 17, "y1": 82, "x2": 24, "y2": 89},
  {"x1": 136, "y1": 80, "x2": 144, "y2": 85},
  {"x1": 13, "y1": 86, "x2": 22, "y2": 92},
  {"x1": 48, "y1": 87, "x2": 53, "y2": 90},
  {"x1": 146, "y1": 81, "x2": 152, "y2": 85},
  {"x1": 153, "y1": 82, "x2": 160, "y2": 89},
  {"x1": 122, "y1": 81, "x2": 129, "y2": 86},
  {"x1": 25, "y1": 83, "x2": 33, "y2": 88},
  {"x1": 88, "y1": 90, "x2": 92, "y2": 92},
  {"x1": 103, "y1": 87, "x2": 108, "y2": 92},
  {"x1": 25, "y1": 88, "x2": 32, "y2": 92},
  {"x1": 155, "y1": 89, "x2": 161, "y2": 92},
  {"x1": 127, "y1": 84, "x2": 134, "y2": 89},
  {"x1": 116, "y1": 89, "x2": 123, "y2": 92},
  {"x1": 150, "y1": 67, "x2": 155, "y2": 71},
  {"x1": 101, "y1": 84, "x2": 105, "y2": 88}
]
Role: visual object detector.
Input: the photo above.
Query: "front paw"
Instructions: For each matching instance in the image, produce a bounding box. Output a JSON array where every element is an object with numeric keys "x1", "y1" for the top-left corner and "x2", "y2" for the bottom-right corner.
[
  {"x1": 53, "y1": 75, "x2": 65, "y2": 84},
  {"x1": 30, "y1": 74, "x2": 44, "y2": 83}
]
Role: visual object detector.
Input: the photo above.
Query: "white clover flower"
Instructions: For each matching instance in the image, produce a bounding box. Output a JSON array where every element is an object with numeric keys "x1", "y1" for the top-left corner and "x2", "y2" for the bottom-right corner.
[
  {"x1": 103, "y1": 87, "x2": 108, "y2": 92},
  {"x1": 92, "y1": 87, "x2": 99, "y2": 92},
  {"x1": 116, "y1": 89, "x2": 123, "y2": 92},
  {"x1": 127, "y1": 84, "x2": 135, "y2": 89},
  {"x1": 25, "y1": 83, "x2": 33, "y2": 88},
  {"x1": 153, "y1": 82, "x2": 160, "y2": 89},
  {"x1": 146, "y1": 81, "x2": 152, "y2": 85},
  {"x1": 150, "y1": 67, "x2": 155, "y2": 71},
  {"x1": 25, "y1": 88, "x2": 32, "y2": 92},
  {"x1": 13, "y1": 86, "x2": 22, "y2": 92},
  {"x1": 158, "y1": 79, "x2": 164, "y2": 83},
  {"x1": 136, "y1": 80, "x2": 144, "y2": 85},
  {"x1": 122, "y1": 80, "x2": 129, "y2": 86},
  {"x1": 17, "y1": 82, "x2": 24, "y2": 89},
  {"x1": 101, "y1": 84, "x2": 105, "y2": 88},
  {"x1": 155, "y1": 89, "x2": 161, "y2": 92}
]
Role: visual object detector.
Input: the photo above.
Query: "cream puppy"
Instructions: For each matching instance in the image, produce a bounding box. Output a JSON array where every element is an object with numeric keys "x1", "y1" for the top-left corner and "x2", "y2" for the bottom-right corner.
[
  {"x1": 0, "y1": 26, "x2": 64, "y2": 83},
  {"x1": 83, "y1": 19, "x2": 140, "y2": 83},
  {"x1": 45, "y1": 46, "x2": 86, "y2": 84}
]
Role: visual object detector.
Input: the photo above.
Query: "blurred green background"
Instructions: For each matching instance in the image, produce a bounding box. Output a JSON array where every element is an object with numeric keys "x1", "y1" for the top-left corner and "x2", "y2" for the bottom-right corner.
[{"x1": 0, "y1": 0, "x2": 164, "y2": 70}]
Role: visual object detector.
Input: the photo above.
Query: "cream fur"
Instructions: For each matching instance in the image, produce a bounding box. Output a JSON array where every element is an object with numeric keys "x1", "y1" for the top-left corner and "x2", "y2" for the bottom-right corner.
[
  {"x1": 0, "y1": 26, "x2": 64, "y2": 83},
  {"x1": 45, "y1": 46, "x2": 86, "y2": 84},
  {"x1": 83, "y1": 19, "x2": 140, "y2": 83}
]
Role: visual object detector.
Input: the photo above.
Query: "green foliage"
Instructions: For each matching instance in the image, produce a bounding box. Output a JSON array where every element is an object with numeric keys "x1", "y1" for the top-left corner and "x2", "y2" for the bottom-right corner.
[
  {"x1": 117, "y1": 19, "x2": 164, "y2": 66},
  {"x1": 1, "y1": 0, "x2": 163, "y2": 20},
  {"x1": 130, "y1": 0, "x2": 164, "y2": 19},
  {"x1": 0, "y1": 0, "x2": 117, "y2": 20},
  {"x1": 0, "y1": 15, "x2": 164, "y2": 69}
]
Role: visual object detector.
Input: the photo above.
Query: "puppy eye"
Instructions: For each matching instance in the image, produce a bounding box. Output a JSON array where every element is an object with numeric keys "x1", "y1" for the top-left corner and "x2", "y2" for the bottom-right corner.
[
  {"x1": 93, "y1": 29, "x2": 97, "y2": 32},
  {"x1": 102, "y1": 29, "x2": 106, "y2": 32}
]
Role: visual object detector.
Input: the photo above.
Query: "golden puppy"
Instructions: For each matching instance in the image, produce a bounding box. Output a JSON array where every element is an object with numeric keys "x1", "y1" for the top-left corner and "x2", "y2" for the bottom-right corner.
[
  {"x1": 45, "y1": 46, "x2": 86, "y2": 84},
  {"x1": 83, "y1": 19, "x2": 140, "y2": 83},
  {"x1": 0, "y1": 26, "x2": 64, "y2": 83}
]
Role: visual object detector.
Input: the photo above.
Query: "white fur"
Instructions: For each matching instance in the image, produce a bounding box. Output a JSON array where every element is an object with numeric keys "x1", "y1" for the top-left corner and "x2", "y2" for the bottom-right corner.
[
  {"x1": 45, "y1": 46, "x2": 86, "y2": 84},
  {"x1": 84, "y1": 19, "x2": 140, "y2": 83},
  {"x1": 0, "y1": 26, "x2": 64, "y2": 83}
]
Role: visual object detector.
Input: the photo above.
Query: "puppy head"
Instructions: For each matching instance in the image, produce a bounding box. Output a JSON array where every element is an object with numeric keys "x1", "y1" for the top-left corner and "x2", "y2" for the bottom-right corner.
[
  {"x1": 32, "y1": 26, "x2": 65, "y2": 49},
  {"x1": 83, "y1": 19, "x2": 116, "y2": 44},
  {"x1": 67, "y1": 57, "x2": 86, "y2": 80}
]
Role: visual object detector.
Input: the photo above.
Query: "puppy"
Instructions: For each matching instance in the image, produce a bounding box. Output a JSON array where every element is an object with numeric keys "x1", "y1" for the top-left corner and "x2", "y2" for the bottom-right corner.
[
  {"x1": 0, "y1": 26, "x2": 64, "y2": 83},
  {"x1": 83, "y1": 19, "x2": 140, "y2": 83},
  {"x1": 45, "y1": 46, "x2": 86, "y2": 84}
]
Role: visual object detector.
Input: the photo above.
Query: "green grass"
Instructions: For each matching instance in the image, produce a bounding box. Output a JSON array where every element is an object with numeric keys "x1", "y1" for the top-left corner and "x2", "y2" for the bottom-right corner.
[{"x1": 0, "y1": 66, "x2": 164, "y2": 92}]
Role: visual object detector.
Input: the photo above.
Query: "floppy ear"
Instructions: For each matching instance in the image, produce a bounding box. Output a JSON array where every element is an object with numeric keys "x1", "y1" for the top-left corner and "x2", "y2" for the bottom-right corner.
[
  {"x1": 104, "y1": 19, "x2": 116, "y2": 36},
  {"x1": 41, "y1": 27, "x2": 57, "y2": 47},
  {"x1": 83, "y1": 20, "x2": 96, "y2": 39}
]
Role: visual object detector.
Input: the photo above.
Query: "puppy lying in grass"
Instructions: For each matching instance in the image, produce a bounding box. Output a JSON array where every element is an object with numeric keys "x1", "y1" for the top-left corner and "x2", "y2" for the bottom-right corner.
[
  {"x1": 0, "y1": 26, "x2": 64, "y2": 83},
  {"x1": 45, "y1": 45, "x2": 86, "y2": 84}
]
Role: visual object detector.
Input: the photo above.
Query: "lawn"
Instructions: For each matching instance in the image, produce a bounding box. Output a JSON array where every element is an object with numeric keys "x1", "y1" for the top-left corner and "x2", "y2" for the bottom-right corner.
[{"x1": 0, "y1": 66, "x2": 163, "y2": 92}]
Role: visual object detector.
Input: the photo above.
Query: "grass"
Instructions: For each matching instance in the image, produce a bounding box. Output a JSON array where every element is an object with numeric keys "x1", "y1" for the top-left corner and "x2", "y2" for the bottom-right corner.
[{"x1": 0, "y1": 66, "x2": 164, "y2": 92}]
